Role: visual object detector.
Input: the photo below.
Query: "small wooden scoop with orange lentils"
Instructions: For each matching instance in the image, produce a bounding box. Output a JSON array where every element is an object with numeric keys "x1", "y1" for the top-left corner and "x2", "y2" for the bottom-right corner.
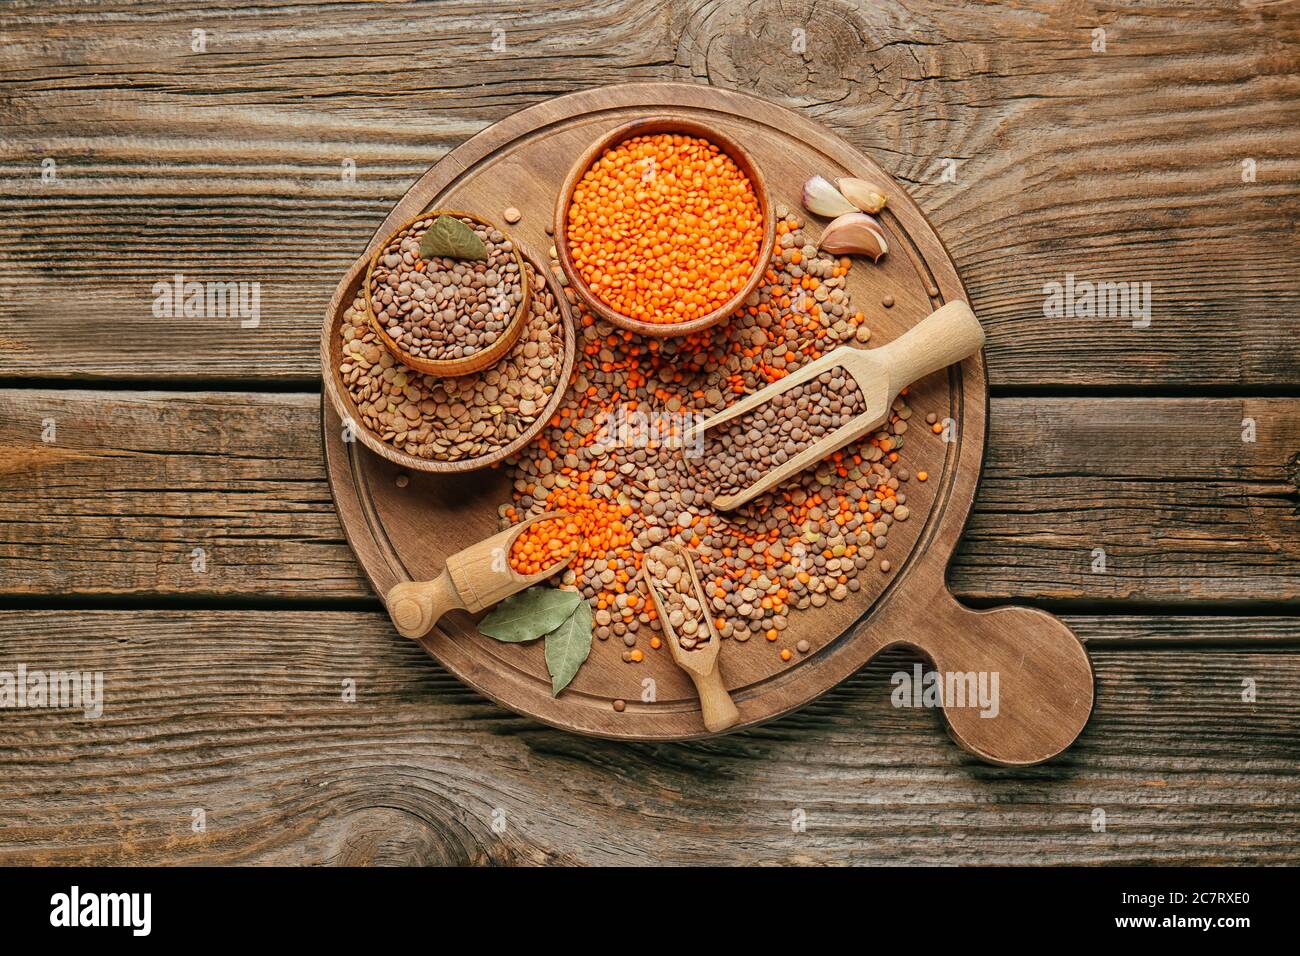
[{"x1": 386, "y1": 512, "x2": 578, "y2": 639}]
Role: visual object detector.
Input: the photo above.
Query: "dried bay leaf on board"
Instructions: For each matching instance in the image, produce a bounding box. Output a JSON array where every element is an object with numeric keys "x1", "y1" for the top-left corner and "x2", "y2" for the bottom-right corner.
[
  {"x1": 543, "y1": 600, "x2": 594, "y2": 696},
  {"x1": 478, "y1": 587, "x2": 581, "y2": 643}
]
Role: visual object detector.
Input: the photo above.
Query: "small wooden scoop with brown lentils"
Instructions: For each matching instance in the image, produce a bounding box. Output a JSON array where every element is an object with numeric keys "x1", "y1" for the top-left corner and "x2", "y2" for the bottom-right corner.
[{"x1": 640, "y1": 543, "x2": 740, "y2": 732}]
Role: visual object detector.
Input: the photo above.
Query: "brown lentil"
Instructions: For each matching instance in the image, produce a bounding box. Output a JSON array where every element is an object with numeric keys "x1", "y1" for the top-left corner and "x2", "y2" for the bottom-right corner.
[{"x1": 643, "y1": 545, "x2": 711, "y2": 650}]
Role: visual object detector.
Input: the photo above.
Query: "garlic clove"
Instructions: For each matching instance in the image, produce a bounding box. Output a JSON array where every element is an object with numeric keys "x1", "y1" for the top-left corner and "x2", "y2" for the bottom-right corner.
[
  {"x1": 835, "y1": 177, "x2": 888, "y2": 214},
  {"x1": 817, "y1": 213, "x2": 888, "y2": 261},
  {"x1": 802, "y1": 175, "x2": 858, "y2": 218}
]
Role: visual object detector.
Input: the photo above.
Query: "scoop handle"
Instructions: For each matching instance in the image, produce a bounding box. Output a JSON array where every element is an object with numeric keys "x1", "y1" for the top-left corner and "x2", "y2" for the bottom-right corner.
[
  {"x1": 689, "y1": 667, "x2": 741, "y2": 733},
  {"x1": 873, "y1": 300, "x2": 985, "y2": 391},
  {"x1": 386, "y1": 571, "x2": 463, "y2": 639}
]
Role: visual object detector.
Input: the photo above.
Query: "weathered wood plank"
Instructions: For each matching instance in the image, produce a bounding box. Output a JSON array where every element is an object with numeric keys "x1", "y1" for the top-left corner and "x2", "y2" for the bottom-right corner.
[
  {"x1": 1, "y1": 0, "x2": 1296, "y2": 385},
  {"x1": 961, "y1": 397, "x2": 1300, "y2": 605},
  {"x1": 4, "y1": 391, "x2": 1297, "y2": 602},
  {"x1": 0, "y1": 390, "x2": 362, "y2": 597},
  {"x1": 0, "y1": 611, "x2": 1294, "y2": 865}
]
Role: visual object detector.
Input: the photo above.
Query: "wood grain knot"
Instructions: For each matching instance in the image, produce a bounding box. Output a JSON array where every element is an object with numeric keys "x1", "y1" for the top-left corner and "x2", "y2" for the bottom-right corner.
[
  {"x1": 331, "y1": 807, "x2": 476, "y2": 866},
  {"x1": 678, "y1": 0, "x2": 884, "y2": 108}
]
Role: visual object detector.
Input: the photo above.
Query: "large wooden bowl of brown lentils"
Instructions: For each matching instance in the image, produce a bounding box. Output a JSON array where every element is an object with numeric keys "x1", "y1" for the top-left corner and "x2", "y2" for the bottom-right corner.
[{"x1": 322, "y1": 236, "x2": 577, "y2": 474}]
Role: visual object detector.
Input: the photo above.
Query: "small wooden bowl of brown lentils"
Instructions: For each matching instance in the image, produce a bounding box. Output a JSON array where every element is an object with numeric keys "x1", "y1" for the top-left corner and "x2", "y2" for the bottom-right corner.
[
  {"x1": 364, "y1": 210, "x2": 531, "y2": 378},
  {"x1": 323, "y1": 239, "x2": 576, "y2": 474}
]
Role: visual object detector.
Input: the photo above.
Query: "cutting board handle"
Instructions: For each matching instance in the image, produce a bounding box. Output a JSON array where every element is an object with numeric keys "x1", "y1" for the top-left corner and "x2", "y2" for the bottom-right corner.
[
  {"x1": 920, "y1": 595, "x2": 1092, "y2": 764},
  {"x1": 896, "y1": 587, "x2": 1094, "y2": 765},
  {"x1": 875, "y1": 300, "x2": 985, "y2": 392},
  {"x1": 386, "y1": 571, "x2": 463, "y2": 639}
]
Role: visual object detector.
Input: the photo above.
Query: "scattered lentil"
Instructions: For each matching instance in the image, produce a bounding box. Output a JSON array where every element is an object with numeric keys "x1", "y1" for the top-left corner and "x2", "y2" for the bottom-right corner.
[{"x1": 502, "y1": 210, "x2": 942, "y2": 665}]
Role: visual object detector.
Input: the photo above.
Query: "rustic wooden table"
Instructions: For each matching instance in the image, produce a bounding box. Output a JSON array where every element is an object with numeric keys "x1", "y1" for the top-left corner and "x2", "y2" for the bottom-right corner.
[{"x1": 2, "y1": 0, "x2": 1297, "y2": 865}]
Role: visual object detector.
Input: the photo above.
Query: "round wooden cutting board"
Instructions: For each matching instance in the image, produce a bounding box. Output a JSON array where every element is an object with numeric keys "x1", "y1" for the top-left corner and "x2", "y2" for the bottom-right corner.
[{"x1": 322, "y1": 83, "x2": 1094, "y2": 764}]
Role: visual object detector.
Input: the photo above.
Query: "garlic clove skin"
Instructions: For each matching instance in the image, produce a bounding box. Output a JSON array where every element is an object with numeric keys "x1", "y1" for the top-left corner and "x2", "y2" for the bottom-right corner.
[
  {"x1": 835, "y1": 177, "x2": 888, "y2": 214},
  {"x1": 802, "y1": 175, "x2": 858, "y2": 218},
  {"x1": 817, "y1": 213, "x2": 888, "y2": 261}
]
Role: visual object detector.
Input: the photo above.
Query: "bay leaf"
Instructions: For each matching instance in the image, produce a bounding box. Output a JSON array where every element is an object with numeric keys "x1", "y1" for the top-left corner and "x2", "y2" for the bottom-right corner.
[
  {"x1": 478, "y1": 586, "x2": 581, "y2": 643},
  {"x1": 543, "y1": 600, "x2": 593, "y2": 696},
  {"x1": 419, "y1": 215, "x2": 489, "y2": 261}
]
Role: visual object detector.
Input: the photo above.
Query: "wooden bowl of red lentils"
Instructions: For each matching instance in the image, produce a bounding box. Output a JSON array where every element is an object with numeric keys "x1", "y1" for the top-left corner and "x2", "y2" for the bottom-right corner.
[{"x1": 554, "y1": 117, "x2": 775, "y2": 338}]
